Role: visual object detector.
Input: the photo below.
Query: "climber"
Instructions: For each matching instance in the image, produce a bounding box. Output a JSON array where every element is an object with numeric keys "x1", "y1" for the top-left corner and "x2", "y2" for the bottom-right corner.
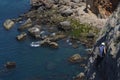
[
  {"x1": 99, "y1": 42, "x2": 106, "y2": 57},
  {"x1": 95, "y1": 42, "x2": 107, "y2": 67}
]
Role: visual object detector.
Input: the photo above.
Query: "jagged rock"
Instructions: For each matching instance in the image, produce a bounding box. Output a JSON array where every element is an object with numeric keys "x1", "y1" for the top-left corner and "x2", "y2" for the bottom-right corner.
[
  {"x1": 68, "y1": 54, "x2": 84, "y2": 63},
  {"x1": 58, "y1": 21, "x2": 71, "y2": 31},
  {"x1": 61, "y1": 8, "x2": 73, "y2": 17},
  {"x1": 16, "y1": 32, "x2": 27, "y2": 41},
  {"x1": 3, "y1": 19, "x2": 14, "y2": 30},
  {"x1": 5, "y1": 62, "x2": 16, "y2": 69},
  {"x1": 18, "y1": 18, "x2": 32, "y2": 30},
  {"x1": 28, "y1": 25, "x2": 41, "y2": 38},
  {"x1": 75, "y1": 72, "x2": 85, "y2": 80}
]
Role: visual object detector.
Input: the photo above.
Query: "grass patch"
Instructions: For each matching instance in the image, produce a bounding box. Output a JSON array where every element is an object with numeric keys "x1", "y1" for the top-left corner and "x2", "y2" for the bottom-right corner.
[{"x1": 68, "y1": 18, "x2": 99, "y2": 38}]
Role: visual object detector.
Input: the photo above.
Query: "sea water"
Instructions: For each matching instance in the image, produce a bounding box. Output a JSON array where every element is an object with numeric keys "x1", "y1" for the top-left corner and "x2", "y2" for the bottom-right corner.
[{"x1": 0, "y1": 0, "x2": 87, "y2": 80}]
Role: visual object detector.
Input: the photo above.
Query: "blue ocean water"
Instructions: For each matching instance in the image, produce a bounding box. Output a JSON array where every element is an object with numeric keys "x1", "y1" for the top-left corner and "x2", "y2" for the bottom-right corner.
[{"x1": 0, "y1": 0, "x2": 87, "y2": 80}]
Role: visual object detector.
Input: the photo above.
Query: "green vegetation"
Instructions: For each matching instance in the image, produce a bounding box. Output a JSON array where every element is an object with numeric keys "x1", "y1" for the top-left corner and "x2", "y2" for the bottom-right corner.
[{"x1": 68, "y1": 18, "x2": 99, "y2": 38}]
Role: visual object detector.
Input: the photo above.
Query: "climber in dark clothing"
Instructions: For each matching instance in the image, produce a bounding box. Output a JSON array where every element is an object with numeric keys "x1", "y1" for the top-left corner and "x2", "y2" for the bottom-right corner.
[{"x1": 96, "y1": 42, "x2": 106, "y2": 67}]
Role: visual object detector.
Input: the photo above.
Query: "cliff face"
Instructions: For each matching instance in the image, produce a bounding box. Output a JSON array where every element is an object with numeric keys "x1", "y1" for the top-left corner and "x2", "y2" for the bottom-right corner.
[
  {"x1": 86, "y1": 0, "x2": 119, "y2": 18},
  {"x1": 86, "y1": 3, "x2": 120, "y2": 80}
]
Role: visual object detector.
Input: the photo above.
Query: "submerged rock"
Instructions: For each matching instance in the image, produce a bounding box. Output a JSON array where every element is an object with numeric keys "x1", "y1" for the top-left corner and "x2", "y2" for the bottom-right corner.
[
  {"x1": 5, "y1": 62, "x2": 16, "y2": 69},
  {"x1": 3, "y1": 19, "x2": 14, "y2": 30},
  {"x1": 68, "y1": 54, "x2": 84, "y2": 63}
]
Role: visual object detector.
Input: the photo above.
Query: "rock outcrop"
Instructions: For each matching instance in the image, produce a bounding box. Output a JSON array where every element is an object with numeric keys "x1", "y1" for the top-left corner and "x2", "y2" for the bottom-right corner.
[{"x1": 86, "y1": 3, "x2": 120, "y2": 80}]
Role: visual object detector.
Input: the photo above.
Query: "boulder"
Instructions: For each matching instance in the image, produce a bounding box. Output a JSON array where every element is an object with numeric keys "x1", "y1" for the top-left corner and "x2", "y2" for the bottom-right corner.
[
  {"x1": 61, "y1": 8, "x2": 73, "y2": 17},
  {"x1": 28, "y1": 25, "x2": 41, "y2": 38},
  {"x1": 68, "y1": 54, "x2": 84, "y2": 63},
  {"x1": 58, "y1": 21, "x2": 71, "y2": 31},
  {"x1": 16, "y1": 32, "x2": 27, "y2": 41},
  {"x1": 49, "y1": 42, "x2": 58, "y2": 48},
  {"x1": 75, "y1": 72, "x2": 85, "y2": 80},
  {"x1": 18, "y1": 18, "x2": 32, "y2": 30},
  {"x1": 3, "y1": 19, "x2": 14, "y2": 30},
  {"x1": 5, "y1": 62, "x2": 16, "y2": 69}
]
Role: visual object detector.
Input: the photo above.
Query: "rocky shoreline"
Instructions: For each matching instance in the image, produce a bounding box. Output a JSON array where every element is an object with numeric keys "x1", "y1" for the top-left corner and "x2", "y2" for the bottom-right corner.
[
  {"x1": 3, "y1": 0, "x2": 110, "y2": 80},
  {"x1": 3, "y1": 0, "x2": 107, "y2": 49}
]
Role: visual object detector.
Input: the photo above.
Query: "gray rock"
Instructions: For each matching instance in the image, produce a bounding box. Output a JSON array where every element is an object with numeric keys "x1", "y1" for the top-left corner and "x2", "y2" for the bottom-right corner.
[
  {"x1": 59, "y1": 21, "x2": 71, "y2": 31},
  {"x1": 61, "y1": 8, "x2": 73, "y2": 17},
  {"x1": 3, "y1": 19, "x2": 14, "y2": 30}
]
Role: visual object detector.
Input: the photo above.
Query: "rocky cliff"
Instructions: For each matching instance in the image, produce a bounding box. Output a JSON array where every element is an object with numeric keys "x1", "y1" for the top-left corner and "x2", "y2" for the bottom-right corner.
[
  {"x1": 86, "y1": 3, "x2": 120, "y2": 80},
  {"x1": 86, "y1": 0, "x2": 119, "y2": 18}
]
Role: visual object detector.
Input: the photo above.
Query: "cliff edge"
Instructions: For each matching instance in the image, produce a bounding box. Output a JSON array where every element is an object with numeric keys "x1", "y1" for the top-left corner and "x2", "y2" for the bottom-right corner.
[{"x1": 86, "y1": 2, "x2": 120, "y2": 80}]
